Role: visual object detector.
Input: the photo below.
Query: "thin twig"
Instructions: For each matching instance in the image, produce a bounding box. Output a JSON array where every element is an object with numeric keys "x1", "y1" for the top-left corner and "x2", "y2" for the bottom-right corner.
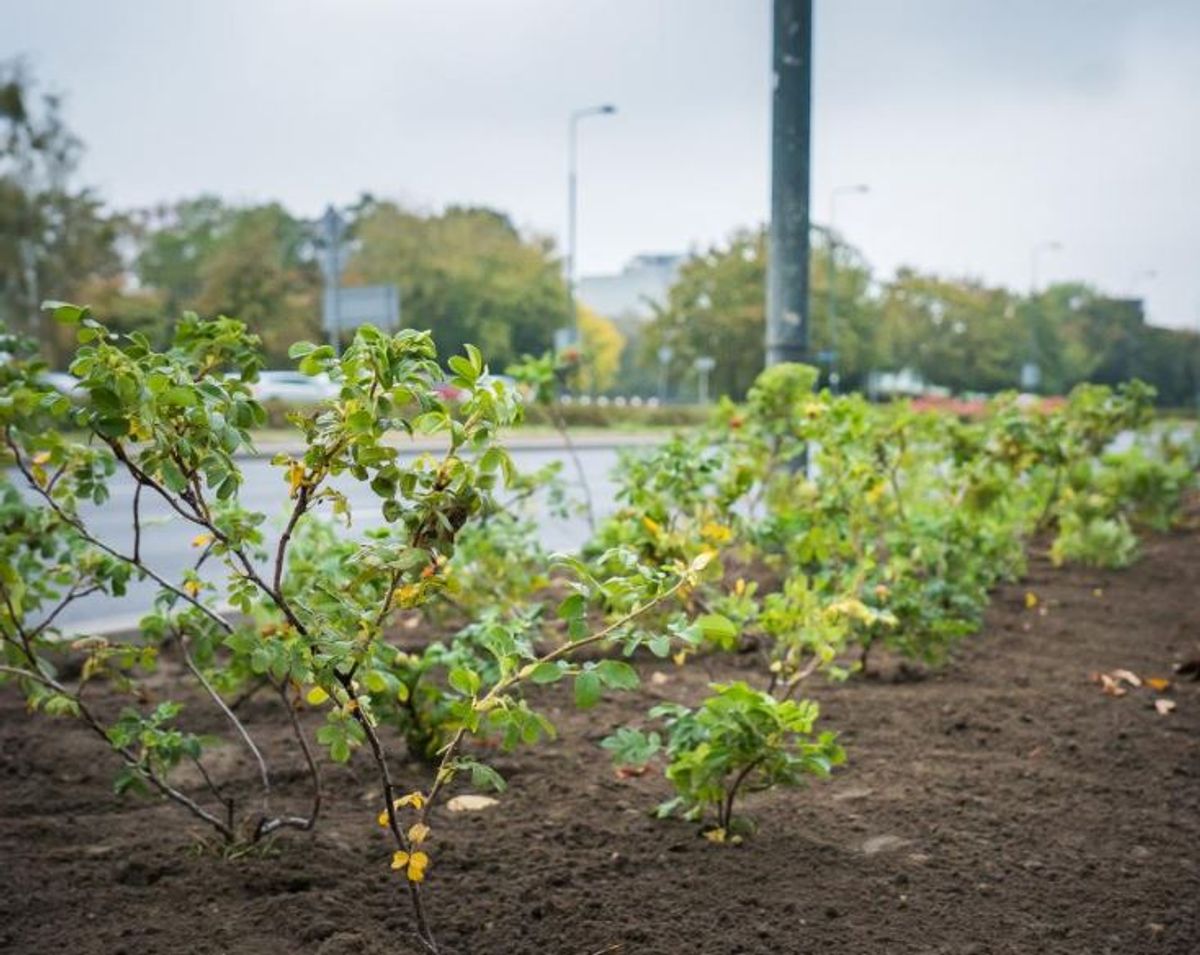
[{"x1": 175, "y1": 627, "x2": 272, "y2": 818}]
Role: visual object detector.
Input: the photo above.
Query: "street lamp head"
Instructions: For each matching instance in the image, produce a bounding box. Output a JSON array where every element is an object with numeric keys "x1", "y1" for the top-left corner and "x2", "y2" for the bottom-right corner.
[
  {"x1": 573, "y1": 104, "x2": 618, "y2": 121},
  {"x1": 833, "y1": 183, "x2": 870, "y2": 197}
]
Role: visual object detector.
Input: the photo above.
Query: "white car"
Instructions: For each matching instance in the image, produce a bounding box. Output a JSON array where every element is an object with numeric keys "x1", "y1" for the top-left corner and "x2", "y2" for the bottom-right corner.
[
  {"x1": 251, "y1": 371, "x2": 340, "y2": 404},
  {"x1": 39, "y1": 371, "x2": 86, "y2": 399}
]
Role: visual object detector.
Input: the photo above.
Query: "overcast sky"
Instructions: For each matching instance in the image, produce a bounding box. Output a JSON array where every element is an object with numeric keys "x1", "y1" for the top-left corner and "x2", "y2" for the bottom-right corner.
[{"x1": 5, "y1": 0, "x2": 1199, "y2": 329}]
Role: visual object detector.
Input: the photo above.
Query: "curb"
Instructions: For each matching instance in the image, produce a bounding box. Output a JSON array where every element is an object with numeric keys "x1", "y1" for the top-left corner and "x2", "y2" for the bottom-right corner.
[{"x1": 235, "y1": 432, "x2": 670, "y2": 459}]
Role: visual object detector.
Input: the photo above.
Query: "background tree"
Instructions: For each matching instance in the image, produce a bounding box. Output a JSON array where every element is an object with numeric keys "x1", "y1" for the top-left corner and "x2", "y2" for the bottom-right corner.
[
  {"x1": 877, "y1": 269, "x2": 1019, "y2": 393},
  {"x1": 642, "y1": 227, "x2": 878, "y2": 399},
  {"x1": 643, "y1": 228, "x2": 767, "y2": 400},
  {"x1": 577, "y1": 304, "x2": 625, "y2": 394},
  {"x1": 127, "y1": 198, "x2": 319, "y2": 364},
  {"x1": 348, "y1": 202, "x2": 565, "y2": 368},
  {"x1": 0, "y1": 59, "x2": 121, "y2": 363}
]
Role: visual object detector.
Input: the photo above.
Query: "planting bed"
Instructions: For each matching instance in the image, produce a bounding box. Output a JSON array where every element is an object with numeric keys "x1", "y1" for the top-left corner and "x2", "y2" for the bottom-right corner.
[{"x1": 1, "y1": 525, "x2": 1198, "y2": 955}]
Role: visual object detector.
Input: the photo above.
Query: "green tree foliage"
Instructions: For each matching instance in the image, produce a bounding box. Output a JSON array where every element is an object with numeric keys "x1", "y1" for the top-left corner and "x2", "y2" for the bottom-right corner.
[
  {"x1": 643, "y1": 222, "x2": 1199, "y2": 405},
  {"x1": 877, "y1": 269, "x2": 1020, "y2": 393},
  {"x1": 642, "y1": 227, "x2": 878, "y2": 399},
  {"x1": 644, "y1": 228, "x2": 766, "y2": 400},
  {"x1": 348, "y1": 201, "x2": 566, "y2": 367},
  {"x1": 0, "y1": 60, "x2": 121, "y2": 359},
  {"x1": 132, "y1": 198, "x2": 320, "y2": 363}
]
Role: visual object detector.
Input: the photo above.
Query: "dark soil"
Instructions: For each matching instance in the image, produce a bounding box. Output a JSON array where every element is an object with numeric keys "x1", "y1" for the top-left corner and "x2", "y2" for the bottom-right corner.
[{"x1": 2, "y1": 528, "x2": 1199, "y2": 955}]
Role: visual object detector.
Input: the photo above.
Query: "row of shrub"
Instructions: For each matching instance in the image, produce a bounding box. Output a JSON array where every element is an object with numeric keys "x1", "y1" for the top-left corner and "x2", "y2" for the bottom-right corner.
[{"x1": 0, "y1": 307, "x2": 1195, "y2": 953}]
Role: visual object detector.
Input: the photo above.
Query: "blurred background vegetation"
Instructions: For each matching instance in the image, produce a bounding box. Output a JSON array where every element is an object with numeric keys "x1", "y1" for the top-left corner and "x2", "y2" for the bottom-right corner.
[{"x1": 3, "y1": 59, "x2": 1198, "y2": 407}]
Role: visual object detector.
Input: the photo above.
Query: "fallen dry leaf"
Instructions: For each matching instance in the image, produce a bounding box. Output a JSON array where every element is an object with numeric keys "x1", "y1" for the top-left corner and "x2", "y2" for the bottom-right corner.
[
  {"x1": 1024, "y1": 591, "x2": 1038, "y2": 609},
  {"x1": 1099, "y1": 673, "x2": 1127, "y2": 697},
  {"x1": 1144, "y1": 676, "x2": 1172, "y2": 692},
  {"x1": 1110, "y1": 668, "x2": 1141, "y2": 688},
  {"x1": 614, "y1": 765, "x2": 647, "y2": 780},
  {"x1": 649, "y1": 671, "x2": 670, "y2": 686},
  {"x1": 446, "y1": 794, "x2": 499, "y2": 813},
  {"x1": 1154, "y1": 699, "x2": 1176, "y2": 716}
]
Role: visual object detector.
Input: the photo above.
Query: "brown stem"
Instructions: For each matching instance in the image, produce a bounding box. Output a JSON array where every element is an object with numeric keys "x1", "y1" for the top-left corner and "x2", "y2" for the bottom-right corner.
[
  {"x1": 720, "y1": 758, "x2": 763, "y2": 830},
  {"x1": 257, "y1": 682, "x2": 322, "y2": 837},
  {"x1": 6, "y1": 432, "x2": 234, "y2": 636},
  {"x1": 858, "y1": 639, "x2": 873, "y2": 677},
  {"x1": 274, "y1": 484, "x2": 310, "y2": 597},
  {"x1": 337, "y1": 672, "x2": 437, "y2": 953},
  {"x1": 175, "y1": 628, "x2": 272, "y2": 818}
]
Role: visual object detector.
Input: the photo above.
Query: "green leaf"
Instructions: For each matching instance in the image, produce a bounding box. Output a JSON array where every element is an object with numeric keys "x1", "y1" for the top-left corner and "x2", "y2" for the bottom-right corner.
[
  {"x1": 557, "y1": 592, "x2": 585, "y2": 621},
  {"x1": 448, "y1": 355, "x2": 479, "y2": 384},
  {"x1": 529, "y1": 662, "x2": 565, "y2": 684},
  {"x1": 448, "y1": 667, "x2": 481, "y2": 697},
  {"x1": 574, "y1": 670, "x2": 602, "y2": 709},
  {"x1": 647, "y1": 634, "x2": 672, "y2": 658},
  {"x1": 162, "y1": 386, "x2": 198, "y2": 408},
  {"x1": 45, "y1": 301, "x2": 87, "y2": 325},
  {"x1": 595, "y1": 659, "x2": 639, "y2": 690},
  {"x1": 697, "y1": 613, "x2": 739, "y2": 647}
]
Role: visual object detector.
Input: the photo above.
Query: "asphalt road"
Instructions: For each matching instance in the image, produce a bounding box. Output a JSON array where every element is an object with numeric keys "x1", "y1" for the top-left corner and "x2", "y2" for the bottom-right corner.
[{"x1": 22, "y1": 444, "x2": 635, "y2": 631}]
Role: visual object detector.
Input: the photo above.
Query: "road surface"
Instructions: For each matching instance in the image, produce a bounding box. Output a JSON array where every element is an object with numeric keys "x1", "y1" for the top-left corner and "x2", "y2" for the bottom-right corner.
[{"x1": 20, "y1": 444, "x2": 642, "y2": 631}]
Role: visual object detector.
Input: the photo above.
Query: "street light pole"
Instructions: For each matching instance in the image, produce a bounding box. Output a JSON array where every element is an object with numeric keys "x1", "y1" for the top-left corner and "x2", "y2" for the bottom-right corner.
[
  {"x1": 765, "y1": 0, "x2": 813, "y2": 368},
  {"x1": 827, "y1": 183, "x2": 869, "y2": 393},
  {"x1": 566, "y1": 104, "x2": 616, "y2": 347}
]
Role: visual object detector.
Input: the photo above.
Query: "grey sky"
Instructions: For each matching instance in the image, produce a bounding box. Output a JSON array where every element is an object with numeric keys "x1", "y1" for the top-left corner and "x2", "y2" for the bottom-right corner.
[{"x1": 6, "y1": 0, "x2": 1199, "y2": 328}]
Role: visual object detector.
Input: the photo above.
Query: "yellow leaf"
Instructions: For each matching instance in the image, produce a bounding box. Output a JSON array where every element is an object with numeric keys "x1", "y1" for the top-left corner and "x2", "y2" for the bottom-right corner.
[
  {"x1": 183, "y1": 579, "x2": 201, "y2": 597},
  {"x1": 1092, "y1": 588, "x2": 1104, "y2": 598},
  {"x1": 672, "y1": 650, "x2": 689, "y2": 667},
  {"x1": 191, "y1": 533, "x2": 213, "y2": 549},
  {"x1": 395, "y1": 791, "x2": 426, "y2": 810},
  {"x1": 394, "y1": 583, "x2": 422, "y2": 609},
  {"x1": 1145, "y1": 677, "x2": 1172, "y2": 692},
  {"x1": 690, "y1": 549, "x2": 716, "y2": 573},
  {"x1": 378, "y1": 809, "x2": 392, "y2": 828},
  {"x1": 390, "y1": 850, "x2": 409, "y2": 870},
  {"x1": 703, "y1": 827, "x2": 727, "y2": 844},
  {"x1": 641, "y1": 516, "x2": 662, "y2": 536},
  {"x1": 306, "y1": 686, "x2": 329, "y2": 705},
  {"x1": 287, "y1": 461, "x2": 306, "y2": 497},
  {"x1": 406, "y1": 850, "x2": 430, "y2": 882},
  {"x1": 407, "y1": 822, "x2": 430, "y2": 845},
  {"x1": 396, "y1": 682, "x2": 410, "y2": 703},
  {"x1": 734, "y1": 578, "x2": 746, "y2": 597},
  {"x1": 700, "y1": 522, "x2": 733, "y2": 544},
  {"x1": 32, "y1": 450, "x2": 51, "y2": 466},
  {"x1": 1024, "y1": 591, "x2": 1038, "y2": 609}
]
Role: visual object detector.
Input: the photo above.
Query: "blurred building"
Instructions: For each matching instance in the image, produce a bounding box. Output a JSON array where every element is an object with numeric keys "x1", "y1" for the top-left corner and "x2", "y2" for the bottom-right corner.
[{"x1": 577, "y1": 253, "x2": 683, "y2": 330}]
